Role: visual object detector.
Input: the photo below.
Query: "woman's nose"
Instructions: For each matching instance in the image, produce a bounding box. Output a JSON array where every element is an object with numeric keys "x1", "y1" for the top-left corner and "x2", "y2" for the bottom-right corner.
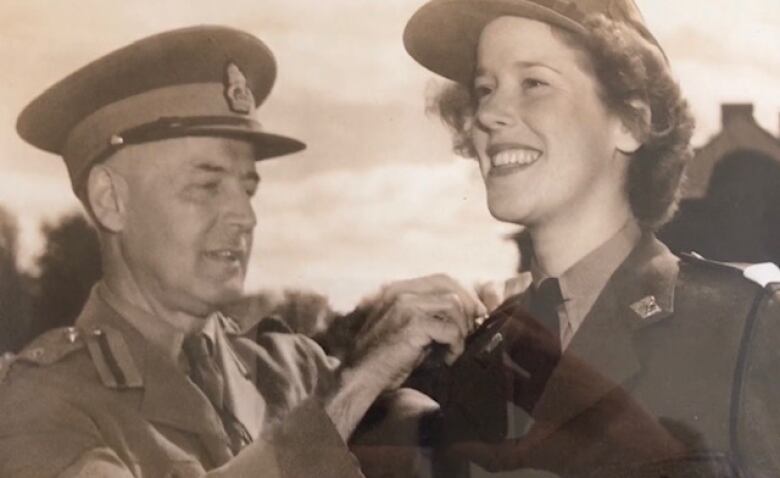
[{"x1": 476, "y1": 89, "x2": 516, "y2": 131}]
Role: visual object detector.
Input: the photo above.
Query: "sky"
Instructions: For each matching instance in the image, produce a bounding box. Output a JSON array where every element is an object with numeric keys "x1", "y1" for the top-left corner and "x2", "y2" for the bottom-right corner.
[{"x1": 1, "y1": 0, "x2": 778, "y2": 310}]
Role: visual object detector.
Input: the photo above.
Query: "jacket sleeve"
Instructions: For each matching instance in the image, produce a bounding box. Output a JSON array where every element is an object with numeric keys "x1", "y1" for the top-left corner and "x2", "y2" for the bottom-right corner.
[
  {"x1": 209, "y1": 399, "x2": 363, "y2": 478},
  {"x1": 227, "y1": 333, "x2": 364, "y2": 478},
  {"x1": 735, "y1": 284, "x2": 780, "y2": 476}
]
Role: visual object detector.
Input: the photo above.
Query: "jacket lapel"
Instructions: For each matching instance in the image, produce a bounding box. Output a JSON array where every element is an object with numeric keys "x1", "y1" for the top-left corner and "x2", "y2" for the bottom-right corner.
[
  {"x1": 138, "y1": 330, "x2": 235, "y2": 466},
  {"x1": 532, "y1": 234, "x2": 679, "y2": 426},
  {"x1": 77, "y1": 288, "x2": 234, "y2": 466},
  {"x1": 214, "y1": 315, "x2": 265, "y2": 442}
]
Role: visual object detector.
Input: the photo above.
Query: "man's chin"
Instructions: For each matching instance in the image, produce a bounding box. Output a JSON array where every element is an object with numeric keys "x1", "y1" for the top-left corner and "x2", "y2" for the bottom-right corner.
[{"x1": 189, "y1": 283, "x2": 245, "y2": 314}]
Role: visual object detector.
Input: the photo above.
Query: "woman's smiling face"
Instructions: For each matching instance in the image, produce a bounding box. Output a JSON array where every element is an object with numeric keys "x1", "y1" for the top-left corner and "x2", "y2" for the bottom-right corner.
[{"x1": 472, "y1": 16, "x2": 636, "y2": 229}]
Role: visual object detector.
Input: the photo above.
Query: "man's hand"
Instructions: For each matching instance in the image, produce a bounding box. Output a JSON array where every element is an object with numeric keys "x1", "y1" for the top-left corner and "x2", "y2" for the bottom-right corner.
[
  {"x1": 350, "y1": 274, "x2": 487, "y2": 390},
  {"x1": 325, "y1": 274, "x2": 486, "y2": 440}
]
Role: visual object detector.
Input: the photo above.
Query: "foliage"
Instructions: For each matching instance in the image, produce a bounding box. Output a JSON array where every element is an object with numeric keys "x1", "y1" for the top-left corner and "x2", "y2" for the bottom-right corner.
[
  {"x1": 27, "y1": 213, "x2": 102, "y2": 341},
  {"x1": 0, "y1": 205, "x2": 31, "y2": 353}
]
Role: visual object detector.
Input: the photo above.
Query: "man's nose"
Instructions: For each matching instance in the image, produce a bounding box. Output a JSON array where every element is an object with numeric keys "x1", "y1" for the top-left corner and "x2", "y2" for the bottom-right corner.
[{"x1": 224, "y1": 188, "x2": 257, "y2": 232}]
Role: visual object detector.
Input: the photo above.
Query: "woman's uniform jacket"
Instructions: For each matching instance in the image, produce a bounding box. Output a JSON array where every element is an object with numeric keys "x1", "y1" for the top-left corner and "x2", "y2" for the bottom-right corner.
[
  {"x1": 426, "y1": 234, "x2": 780, "y2": 477},
  {"x1": 0, "y1": 286, "x2": 363, "y2": 478}
]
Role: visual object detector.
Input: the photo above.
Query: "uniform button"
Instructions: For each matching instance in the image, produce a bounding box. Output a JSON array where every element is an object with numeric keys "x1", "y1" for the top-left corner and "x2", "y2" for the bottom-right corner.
[{"x1": 65, "y1": 327, "x2": 79, "y2": 343}]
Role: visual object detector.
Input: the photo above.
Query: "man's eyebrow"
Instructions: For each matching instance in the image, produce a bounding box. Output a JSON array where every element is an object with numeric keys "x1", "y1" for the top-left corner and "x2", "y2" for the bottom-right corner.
[
  {"x1": 191, "y1": 163, "x2": 259, "y2": 183},
  {"x1": 193, "y1": 163, "x2": 227, "y2": 174}
]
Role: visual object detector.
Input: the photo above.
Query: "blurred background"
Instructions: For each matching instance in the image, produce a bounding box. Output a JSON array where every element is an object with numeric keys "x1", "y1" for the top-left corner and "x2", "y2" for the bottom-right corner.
[{"x1": 1, "y1": 0, "x2": 778, "y2": 352}]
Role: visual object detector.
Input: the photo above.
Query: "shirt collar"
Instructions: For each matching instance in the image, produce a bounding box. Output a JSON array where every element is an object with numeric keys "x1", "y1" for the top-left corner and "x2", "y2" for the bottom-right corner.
[
  {"x1": 530, "y1": 221, "x2": 642, "y2": 331},
  {"x1": 97, "y1": 282, "x2": 218, "y2": 365}
]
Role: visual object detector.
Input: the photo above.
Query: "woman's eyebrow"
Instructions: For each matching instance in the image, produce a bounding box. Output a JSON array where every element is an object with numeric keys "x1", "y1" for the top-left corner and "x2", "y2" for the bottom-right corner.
[
  {"x1": 512, "y1": 61, "x2": 562, "y2": 74},
  {"x1": 475, "y1": 61, "x2": 562, "y2": 77}
]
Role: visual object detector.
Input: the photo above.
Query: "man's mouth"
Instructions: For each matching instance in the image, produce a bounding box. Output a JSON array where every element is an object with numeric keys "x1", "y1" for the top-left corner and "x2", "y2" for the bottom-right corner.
[
  {"x1": 205, "y1": 249, "x2": 244, "y2": 262},
  {"x1": 487, "y1": 144, "x2": 542, "y2": 170},
  {"x1": 204, "y1": 241, "x2": 248, "y2": 264}
]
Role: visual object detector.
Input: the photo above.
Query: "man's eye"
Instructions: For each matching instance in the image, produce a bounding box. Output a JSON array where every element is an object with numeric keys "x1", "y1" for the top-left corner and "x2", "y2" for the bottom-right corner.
[
  {"x1": 200, "y1": 181, "x2": 220, "y2": 192},
  {"x1": 473, "y1": 85, "x2": 493, "y2": 99}
]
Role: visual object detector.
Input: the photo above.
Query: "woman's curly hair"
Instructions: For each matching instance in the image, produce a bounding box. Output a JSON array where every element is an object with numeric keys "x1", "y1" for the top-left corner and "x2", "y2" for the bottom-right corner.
[{"x1": 428, "y1": 15, "x2": 696, "y2": 230}]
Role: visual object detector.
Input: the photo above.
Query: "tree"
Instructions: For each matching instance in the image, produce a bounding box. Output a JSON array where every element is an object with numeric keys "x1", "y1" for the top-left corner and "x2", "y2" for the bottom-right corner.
[
  {"x1": 28, "y1": 212, "x2": 102, "y2": 340},
  {"x1": 0, "y1": 205, "x2": 32, "y2": 353}
]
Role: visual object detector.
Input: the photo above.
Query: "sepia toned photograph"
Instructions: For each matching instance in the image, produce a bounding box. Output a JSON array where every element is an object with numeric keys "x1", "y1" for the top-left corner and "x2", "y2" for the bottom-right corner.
[{"x1": 0, "y1": 0, "x2": 778, "y2": 476}]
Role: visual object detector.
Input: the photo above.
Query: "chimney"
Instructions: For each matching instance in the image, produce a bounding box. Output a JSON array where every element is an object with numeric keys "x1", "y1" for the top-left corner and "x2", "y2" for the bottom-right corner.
[{"x1": 721, "y1": 103, "x2": 754, "y2": 128}]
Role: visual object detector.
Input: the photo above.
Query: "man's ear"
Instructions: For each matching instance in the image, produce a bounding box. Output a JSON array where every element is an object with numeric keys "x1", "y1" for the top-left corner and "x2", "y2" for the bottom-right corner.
[
  {"x1": 615, "y1": 99, "x2": 651, "y2": 155},
  {"x1": 87, "y1": 164, "x2": 128, "y2": 233}
]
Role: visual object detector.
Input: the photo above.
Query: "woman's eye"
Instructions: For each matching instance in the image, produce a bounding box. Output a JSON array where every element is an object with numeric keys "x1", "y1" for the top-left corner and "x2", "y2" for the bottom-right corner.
[{"x1": 522, "y1": 78, "x2": 548, "y2": 90}]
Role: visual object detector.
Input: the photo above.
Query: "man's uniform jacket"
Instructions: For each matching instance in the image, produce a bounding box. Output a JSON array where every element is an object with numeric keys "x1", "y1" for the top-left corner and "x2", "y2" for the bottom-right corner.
[
  {"x1": 428, "y1": 235, "x2": 780, "y2": 477},
  {"x1": 0, "y1": 287, "x2": 363, "y2": 478}
]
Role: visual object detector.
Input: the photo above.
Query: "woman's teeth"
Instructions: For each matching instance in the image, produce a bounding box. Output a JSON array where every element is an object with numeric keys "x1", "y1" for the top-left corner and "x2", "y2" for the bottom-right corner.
[{"x1": 491, "y1": 149, "x2": 541, "y2": 167}]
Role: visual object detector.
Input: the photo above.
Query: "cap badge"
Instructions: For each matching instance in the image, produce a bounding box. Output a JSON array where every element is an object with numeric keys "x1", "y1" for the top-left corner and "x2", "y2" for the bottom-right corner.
[
  {"x1": 224, "y1": 62, "x2": 254, "y2": 114},
  {"x1": 630, "y1": 295, "x2": 662, "y2": 320}
]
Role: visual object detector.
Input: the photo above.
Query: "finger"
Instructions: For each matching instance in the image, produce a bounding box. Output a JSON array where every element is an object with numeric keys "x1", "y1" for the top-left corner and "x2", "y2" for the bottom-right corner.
[
  {"x1": 415, "y1": 293, "x2": 471, "y2": 341},
  {"x1": 476, "y1": 281, "x2": 504, "y2": 313},
  {"x1": 381, "y1": 274, "x2": 488, "y2": 319},
  {"x1": 378, "y1": 274, "x2": 450, "y2": 303},
  {"x1": 504, "y1": 273, "x2": 533, "y2": 298},
  {"x1": 416, "y1": 314, "x2": 462, "y2": 351}
]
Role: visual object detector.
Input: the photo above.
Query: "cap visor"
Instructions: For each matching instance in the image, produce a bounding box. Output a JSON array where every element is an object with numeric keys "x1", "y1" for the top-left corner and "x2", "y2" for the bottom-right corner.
[
  {"x1": 181, "y1": 125, "x2": 306, "y2": 160},
  {"x1": 404, "y1": 0, "x2": 585, "y2": 84}
]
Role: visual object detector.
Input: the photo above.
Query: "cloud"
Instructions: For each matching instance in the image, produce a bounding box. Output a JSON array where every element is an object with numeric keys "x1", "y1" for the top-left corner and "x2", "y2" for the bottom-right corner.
[
  {"x1": 247, "y1": 159, "x2": 518, "y2": 310},
  {"x1": 1, "y1": 0, "x2": 777, "y2": 312}
]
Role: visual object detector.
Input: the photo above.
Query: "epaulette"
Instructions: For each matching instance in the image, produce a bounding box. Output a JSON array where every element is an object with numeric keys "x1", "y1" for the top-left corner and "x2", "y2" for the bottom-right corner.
[
  {"x1": 82, "y1": 325, "x2": 142, "y2": 389},
  {"x1": 0, "y1": 327, "x2": 85, "y2": 384},
  {"x1": 680, "y1": 252, "x2": 780, "y2": 288},
  {"x1": 0, "y1": 352, "x2": 17, "y2": 383},
  {"x1": 743, "y1": 263, "x2": 780, "y2": 288}
]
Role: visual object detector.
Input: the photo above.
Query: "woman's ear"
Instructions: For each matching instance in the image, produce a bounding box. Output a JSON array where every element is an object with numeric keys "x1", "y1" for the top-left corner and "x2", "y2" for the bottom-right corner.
[
  {"x1": 615, "y1": 98, "x2": 651, "y2": 155},
  {"x1": 87, "y1": 164, "x2": 128, "y2": 233}
]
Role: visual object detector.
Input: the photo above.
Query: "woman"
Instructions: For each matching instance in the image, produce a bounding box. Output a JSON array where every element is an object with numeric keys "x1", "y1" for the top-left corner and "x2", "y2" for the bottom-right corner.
[{"x1": 399, "y1": 0, "x2": 780, "y2": 476}]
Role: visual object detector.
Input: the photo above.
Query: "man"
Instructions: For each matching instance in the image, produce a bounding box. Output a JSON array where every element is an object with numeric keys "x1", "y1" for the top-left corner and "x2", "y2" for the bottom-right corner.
[{"x1": 0, "y1": 26, "x2": 483, "y2": 477}]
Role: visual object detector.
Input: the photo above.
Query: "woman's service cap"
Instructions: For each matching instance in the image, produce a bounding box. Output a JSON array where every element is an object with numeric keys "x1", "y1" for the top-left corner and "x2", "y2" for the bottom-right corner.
[
  {"x1": 403, "y1": 0, "x2": 665, "y2": 85},
  {"x1": 17, "y1": 25, "x2": 305, "y2": 198}
]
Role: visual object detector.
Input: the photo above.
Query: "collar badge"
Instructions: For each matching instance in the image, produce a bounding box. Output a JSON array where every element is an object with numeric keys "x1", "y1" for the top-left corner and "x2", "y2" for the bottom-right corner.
[{"x1": 630, "y1": 295, "x2": 662, "y2": 320}]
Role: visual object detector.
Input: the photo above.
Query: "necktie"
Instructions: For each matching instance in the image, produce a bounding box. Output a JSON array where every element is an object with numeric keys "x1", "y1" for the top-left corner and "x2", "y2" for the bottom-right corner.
[
  {"x1": 529, "y1": 278, "x2": 564, "y2": 345},
  {"x1": 184, "y1": 334, "x2": 225, "y2": 410},
  {"x1": 183, "y1": 334, "x2": 251, "y2": 454}
]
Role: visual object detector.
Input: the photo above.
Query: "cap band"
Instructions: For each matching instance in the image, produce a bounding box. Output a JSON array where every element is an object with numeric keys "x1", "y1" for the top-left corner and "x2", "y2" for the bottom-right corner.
[{"x1": 63, "y1": 82, "x2": 257, "y2": 193}]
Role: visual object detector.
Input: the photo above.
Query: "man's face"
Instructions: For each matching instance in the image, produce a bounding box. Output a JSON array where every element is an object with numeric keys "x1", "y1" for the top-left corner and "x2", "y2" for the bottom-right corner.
[
  {"x1": 115, "y1": 136, "x2": 259, "y2": 317},
  {"x1": 471, "y1": 16, "x2": 630, "y2": 228}
]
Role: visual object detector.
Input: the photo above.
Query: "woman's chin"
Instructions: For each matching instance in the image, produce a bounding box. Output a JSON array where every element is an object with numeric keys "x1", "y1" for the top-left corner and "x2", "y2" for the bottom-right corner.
[{"x1": 487, "y1": 202, "x2": 530, "y2": 226}]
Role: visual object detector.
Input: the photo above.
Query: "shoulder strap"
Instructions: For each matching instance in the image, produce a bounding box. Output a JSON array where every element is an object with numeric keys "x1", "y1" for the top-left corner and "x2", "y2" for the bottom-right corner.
[
  {"x1": 0, "y1": 327, "x2": 85, "y2": 384},
  {"x1": 681, "y1": 253, "x2": 780, "y2": 288}
]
